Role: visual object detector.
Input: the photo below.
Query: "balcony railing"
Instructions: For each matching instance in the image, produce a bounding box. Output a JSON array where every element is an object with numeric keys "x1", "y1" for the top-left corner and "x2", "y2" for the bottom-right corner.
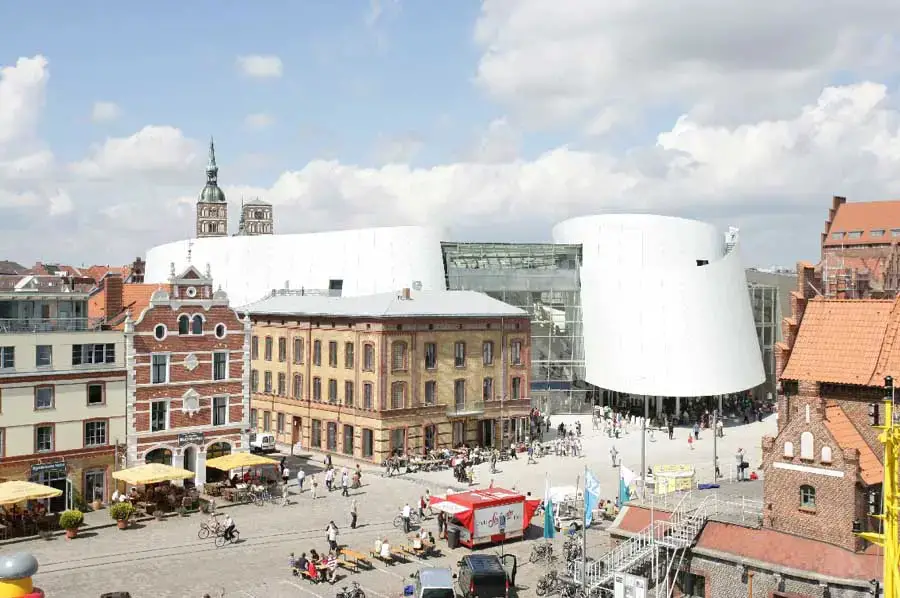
[
  {"x1": 0, "y1": 317, "x2": 103, "y2": 333},
  {"x1": 447, "y1": 400, "x2": 486, "y2": 417}
]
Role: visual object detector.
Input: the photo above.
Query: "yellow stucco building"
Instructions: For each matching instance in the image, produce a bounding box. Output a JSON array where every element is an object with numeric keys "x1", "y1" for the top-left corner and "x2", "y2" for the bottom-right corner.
[{"x1": 245, "y1": 289, "x2": 533, "y2": 463}]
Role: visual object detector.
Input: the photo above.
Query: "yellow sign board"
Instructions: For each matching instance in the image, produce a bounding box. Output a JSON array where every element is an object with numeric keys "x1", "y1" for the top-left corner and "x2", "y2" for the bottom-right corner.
[{"x1": 653, "y1": 464, "x2": 694, "y2": 495}]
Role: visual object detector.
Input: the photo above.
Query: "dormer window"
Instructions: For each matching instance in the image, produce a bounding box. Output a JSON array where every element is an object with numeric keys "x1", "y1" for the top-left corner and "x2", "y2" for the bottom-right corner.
[
  {"x1": 830, "y1": 231, "x2": 844, "y2": 240},
  {"x1": 871, "y1": 229, "x2": 885, "y2": 238},
  {"x1": 848, "y1": 231, "x2": 863, "y2": 239},
  {"x1": 191, "y1": 315, "x2": 203, "y2": 335},
  {"x1": 892, "y1": 229, "x2": 900, "y2": 237},
  {"x1": 178, "y1": 315, "x2": 190, "y2": 335}
]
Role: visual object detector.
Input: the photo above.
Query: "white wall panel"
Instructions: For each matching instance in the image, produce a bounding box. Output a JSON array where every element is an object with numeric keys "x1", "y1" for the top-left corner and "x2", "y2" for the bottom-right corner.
[
  {"x1": 552, "y1": 214, "x2": 764, "y2": 397},
  {"x1": 145, "y1": 226, "x2": 448, "y2": 306}
]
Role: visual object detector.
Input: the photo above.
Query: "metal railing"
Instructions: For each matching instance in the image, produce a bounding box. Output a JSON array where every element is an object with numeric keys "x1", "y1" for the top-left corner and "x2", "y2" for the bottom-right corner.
[
  {"x1": 0, "y1": 317, "x2": 103, "y2": 333},
  {"x1": 446, "y1": 400, "x2": 486, "y2": 417}
]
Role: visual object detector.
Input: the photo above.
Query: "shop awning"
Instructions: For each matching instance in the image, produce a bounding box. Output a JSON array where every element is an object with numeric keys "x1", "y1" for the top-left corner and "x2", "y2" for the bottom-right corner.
[
  {"x1": 428, "y1": 497, "x2": 471, "y2": 515},
  {"x1": 0, "y1": 481, "x2": 63, "y2": 505},
  {"x1": 112, "y1": 464, "x2": 195, "y2": 486},
  {"x1": 205, "y1": 452, "x2": 279, "y2": 471}
]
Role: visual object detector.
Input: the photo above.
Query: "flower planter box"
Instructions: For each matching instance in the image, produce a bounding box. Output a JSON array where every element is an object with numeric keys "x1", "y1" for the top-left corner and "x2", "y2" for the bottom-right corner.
[{"x1": 65, "y1": 528, "x2": 78, "y2": 539}]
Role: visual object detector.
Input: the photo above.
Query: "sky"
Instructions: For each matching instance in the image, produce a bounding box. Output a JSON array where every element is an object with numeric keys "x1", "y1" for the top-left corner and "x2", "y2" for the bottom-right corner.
[{"x1": 2, "y1": 0, "x2": 900, "y2": 268}]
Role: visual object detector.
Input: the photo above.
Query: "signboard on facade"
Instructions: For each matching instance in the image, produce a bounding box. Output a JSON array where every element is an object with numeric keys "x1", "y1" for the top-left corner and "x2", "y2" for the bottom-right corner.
[
  {"x1": 30, "y1": 461, "x2": 66, "y2": 476},
  {"x1": 613, "y1": 573, "x2": 647, "y2": 598},
  {"x1": 474, "y1": 502, "x2": 524, "y2": 537},
  {"x1": 178, "y1": 432, "x2": 205, "y2": 446},
  {"x1": 653, "y1": 464, "x2": 695, "y2": 495}
]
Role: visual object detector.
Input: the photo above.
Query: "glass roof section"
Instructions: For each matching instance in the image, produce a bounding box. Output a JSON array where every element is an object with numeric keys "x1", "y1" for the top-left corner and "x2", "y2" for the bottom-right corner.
[{"x1": 441, "y1": 242, "x2": 582, "y2": 271}]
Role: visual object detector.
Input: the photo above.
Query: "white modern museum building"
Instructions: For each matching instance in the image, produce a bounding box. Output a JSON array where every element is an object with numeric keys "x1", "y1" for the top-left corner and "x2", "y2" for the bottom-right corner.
[{"x1": 145, "y1": 214, "x2": 766, "y2": 415}]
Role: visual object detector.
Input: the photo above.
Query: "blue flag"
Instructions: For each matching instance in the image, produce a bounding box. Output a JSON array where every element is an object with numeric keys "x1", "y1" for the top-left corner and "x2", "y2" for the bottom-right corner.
[
  {"x1": 543, "y1": 475, "x2": 555, "y2": 539},
  {"x1": 584, "y1": 469, "x2": 600, "y2": 527}
]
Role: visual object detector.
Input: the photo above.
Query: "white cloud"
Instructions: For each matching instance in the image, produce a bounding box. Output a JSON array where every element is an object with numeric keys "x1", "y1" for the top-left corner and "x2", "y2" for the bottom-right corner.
[
  {"x1": 373, "y1": 133, "x2": 424, "y2": 164},
  {"x1": 91, "y1": 101, "x2": 121, "y2": 123},
  {"x1": 467, "y1": 118, "x2": 520, "y2": 163},
  {"x1": 235, "y1": 55, "x2": 283, "y2": 78},
  {"x1": 474, "y1": 0, "x2": 900, "y2": 129},
  {"x1": 0, "y1": 55, "x2": 48, "y2": 145},
  {"x1": 244, "y1": 113, "x2": 274, "y2": 130},
  {"x1": 47, "y1": 190, "x2": 73, "y2": 216},
  {"x1": 70, "y1": 126, "x2": 199, "y2": 181}
]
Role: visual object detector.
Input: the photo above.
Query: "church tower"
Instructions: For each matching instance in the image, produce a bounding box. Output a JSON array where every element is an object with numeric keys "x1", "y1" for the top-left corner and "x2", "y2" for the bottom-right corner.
[
  {"x1": 236, "y1": 198, "x2": 274, "y2": 236},
  {"x1": 196, "y1": 138, "x2": 228, "y2": 238}
]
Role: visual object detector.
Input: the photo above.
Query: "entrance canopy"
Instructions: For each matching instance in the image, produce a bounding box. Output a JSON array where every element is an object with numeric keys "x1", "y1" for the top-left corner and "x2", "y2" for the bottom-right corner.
[
  {"x1": 112, "y1": 464, "x2": 194, "y2": 486},
  {"x1": 0, "y1": 481, "x2": 63, "y2": 505}
]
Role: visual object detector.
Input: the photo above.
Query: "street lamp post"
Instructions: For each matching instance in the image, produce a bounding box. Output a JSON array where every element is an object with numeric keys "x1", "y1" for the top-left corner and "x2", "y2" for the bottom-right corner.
[{"x1": 713, "y1": 408, "x2": 718, "y2": 483}]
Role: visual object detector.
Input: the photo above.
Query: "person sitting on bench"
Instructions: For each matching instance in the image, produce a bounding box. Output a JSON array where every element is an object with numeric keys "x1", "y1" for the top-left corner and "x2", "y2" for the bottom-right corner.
[{"x1": 380, "y1": 538, "x2": 392, "y2": 561}]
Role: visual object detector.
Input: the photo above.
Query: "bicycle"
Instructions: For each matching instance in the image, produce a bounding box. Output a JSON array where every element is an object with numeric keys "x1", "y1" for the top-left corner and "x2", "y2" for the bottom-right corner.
[
  {"x1": 559, "y1": 581, "x2": 585, "y2": 598},
  {"x1": 250, "y1": 488, "x2": 273, "y2": 506},
  {"x1": 392, "y1": 512, "x2": 421, "y2": 528},
  {"x1": 197, "y1": 513, "x2": 224, "y2": 539},
  {"x1": 214, "y1": 528, "x2": 241, "y2": 548},
  {"x1": 529, "y1": 541, "x2": 555, "y2": 564},
  {"x1": 535, "y1": 571, "x2": 559, "y2": 596},
  {"x1": 334, "y1": 581, "x2": 366, "y2": 598}
]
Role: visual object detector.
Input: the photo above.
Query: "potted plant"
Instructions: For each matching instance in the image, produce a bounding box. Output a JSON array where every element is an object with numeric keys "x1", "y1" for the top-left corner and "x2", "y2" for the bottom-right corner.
[
  {"x1": 59, "y1": 509, "x2": 84, "y2": 539},
  {"x1": 109, "y1": 502, "x2": 135, "y2": 529}
]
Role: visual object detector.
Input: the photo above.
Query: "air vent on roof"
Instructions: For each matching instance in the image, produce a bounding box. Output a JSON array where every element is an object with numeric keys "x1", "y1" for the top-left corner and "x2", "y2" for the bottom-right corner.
[
  {"x1": 412, "y1": 280, "x2": 422, "y2": 291},
  {"x1": 399, "y1": 288, "x2": 411, "y2": 300}
]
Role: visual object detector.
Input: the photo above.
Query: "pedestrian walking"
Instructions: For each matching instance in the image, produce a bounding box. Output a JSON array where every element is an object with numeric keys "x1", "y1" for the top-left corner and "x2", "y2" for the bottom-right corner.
[
  {"x1": 325, "y1": 467, "x2": 335, "y2": 492},
  {"x1": 341, "y1": 470, "x2": 350, "y2": 496},
  {"x1": 350, "y1": 498, "x2": 358, "y2": 529},
  {"x1": 668, "y1": 423, "x2": 674, "y2": 440},
  {"x1": 282, "y1": 465, "x2": 290, "y2": 486},
  {"x1": 402, "y1": 502, "x2": 412, "y2": 533},
  {"x1": 736, "y1": 448, "x2": 745, "y2": 481},
  {"x1": 297, "y1": 468, "x2": 306, "y2": 492},
  {"x1": 716, "y1": 418, "x2": 724, "y2": 438},
  {"x1": 527, "y1": 443, "x2": 536, "y2": 464},
  {"x1": 693, "y1": 422, "x2": 700, "y2": 440},
  {"x1": 437, "y1": 510, "x2": 446, "y2": 538},
  {"x1": 609, "y1": 445, "x2": 619, "y2": 467},
  {"x1": 326, "y1": 521, "x2": 339, "y2": 552},
  {"x1": 311, "y1": 474, "x2": 319, "y2": 499},
  {"x1": 280, "y1": 456, "x2": 287, "y2": 475},
  {"x1": 688, "y1": 435, "x2": 694, "y2": 450}
]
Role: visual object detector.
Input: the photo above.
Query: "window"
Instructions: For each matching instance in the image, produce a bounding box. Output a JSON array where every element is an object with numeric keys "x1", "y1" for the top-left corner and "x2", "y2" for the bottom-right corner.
[
  {"x1": 390, "y1": 428, "x2": 406, "y2": 453},
  {"x1": 277, "y1": 373, "x2": 286, "y2": 396},
  {"x1": 482, "y1": 341, "x2": 494, "y2": 366},
  {"x1": 362, "y1": 429, "x2": 374, "y2": 458},
  {"x1": 213, "y1": 351, "x2": 228, "y2": 380},
  {"x1": 391, "y1": 341, "x2": 407, "y2": 371},
  {"x1": 278, "y1": 338, "x2": 287, "y2": 362},
  {"x1": 326, "y1": 422, "x2": 338, "y2": 451},
  {"x1": 179, "y1": 315, "x2": 190, "y2": 335},
  {"x1": 454, "y1": 342, "x2": 466, "y2": 367},
  {"x1": 313, "y1": 340, "x2": 322, "y2": 366},
  {"x1": 212, "y1": 396, "x2": 228, "y2": 426},
  {"x1": 511, "y1": 377, "x2": 522, "y2": 399},
  {"x1": 0, "y1": 346, "x2": 13, "y2": 368},
  {"x1": 84, "y1": 420, "x2": 107, "y2": 446},
  {"x1": 454, "y1": 379, "x2": 465, "y2": 408},
  {"x1": 150, "y1": 354, "x2": 169, "y2": 383},
  {"x1": 821, "y1": 446, "x2": 833, "y2": 463},
  {"x1": 251, "y1": 335, "x2": 259, "y2": 359},
  {"x1": 343, "y1": 424, "x2": 354, "y2": 455},
  {"x1": 424, "y1": 424, "x2": 436, "y2": 451},
  {"x1": 87, "y1": 383, "x2": 105, "y2": 406},
  {"x1": 783, "y1": 441, "x2": 794, "y2": 458},
  {"x1": 424, "y1": 381, "x2": 437, "y2": 405},
  {"x1": 84, "y1": 469, "x2": 105, "y2": 503},
  {"x1": 311, "y1": 419, "x2": 322, "y2": 448},
  {"x1": 871, "y1": 229, "x2": 885, "y2": 238},
  {"x1": 328, "y1": 341, "x2": 338, "y2": 367},
  {"x1": 293, "y1": 374, "x2": 303, "y2": 399},
  {"x1": 363, "y1": 344, "x2": 375, "y2": 371},
  {"x1": 153, "y1": 325, "x2": 166, "y2": 341},
  {"x1": 345, "y1": 381, "x2": 354, "y2": 407},
  {"x1": 264, "y1": 337, "x2": 273, "y2": 361},
  {"x1": 251, "y1": 369, "x2": 259, "y2": 392},
  {"x1": 511, "y1": 340, "x2": 522, "y2": 365},
  {"x1": 191, "y1": 315, "x2": 203, "y2": 335},
  {"x1": 150, "y1": 401, "x2": 168, "y2": 431},
  {"x1": 263, "y1": 411, "x2": 271, "y2": 432},
  {"x1": 277, "y1": 412, "x2": 285, "y2": 433},
  {"x1": 328, "y1": 378, "x2": 338, "y2": 404},
  {"x1": 483, "y1": 377, "x2": 493, "y2": 401},
  {"x1": 34, "y1": 386, "x2": 54, "y2": 410},
  {"x1": 800, "y1": 485, "x2": 816, "y2": 509},
  {"x1": 293, "y1": 338, "x2": 303, "y2": 364},
  {"x1": 34, "y1": 345, "x2": 52, "y2": 367},
  {"x1": 893, "y1": 228, "x2": 900, "y2": 237},
  {"x1": 800, "y1": 431, "x2": 814, "y2": 460},
  {"x1": 72, "y1": 343, "x2": 115, "y2": 365},
  {"x1": 424, "y1": 343, "x2": 437, "y2": 369},
  {"x1": 264, "y1": 371, "x2": 273, "y2": 393},
  {"x1": 345, "y1": 342, "x2": 354, "y2": 368},
  {"x1": 250, "y1": 408, "x2": 257, "y2": 428},
  {"x1": 391, "y1": 382, "x2": 406, "y2": 409},
  {"x1": 830, "y1": 231, "x2": 844, "y2": 240},
  {"x1": 35, "y1": 425, "x2": 53, "y2": 452},
  {"x1": 313, "y1": 377, "x2": 322, "y2": 401},
  {"x1": 215, "y1": 323, "x2": 226, "y2": 339},
  {"x1": 363, "y1": 382, "x2": 373, "y2": 409}
]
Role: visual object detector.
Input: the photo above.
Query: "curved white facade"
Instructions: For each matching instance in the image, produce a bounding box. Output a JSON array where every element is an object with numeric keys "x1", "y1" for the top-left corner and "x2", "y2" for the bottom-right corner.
[
  {"x1": 145, "y1": 226, "x2": 448, "y2": 306},
  {"x1": 552, "y1": 214, "x2": 764, "y2": 397}
]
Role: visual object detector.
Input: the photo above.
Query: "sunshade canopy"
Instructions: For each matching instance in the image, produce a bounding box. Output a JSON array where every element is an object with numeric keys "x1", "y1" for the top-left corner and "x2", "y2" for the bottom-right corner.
[
  {"x1": 0, "y1": 481, "x2": 63, "y2": 505},
  {"x1": 112, "y1": 463, "x2": 195, "y2": 485},
  {"x1": 204, "y1": 452, "x2": 278, "y2": 471}
]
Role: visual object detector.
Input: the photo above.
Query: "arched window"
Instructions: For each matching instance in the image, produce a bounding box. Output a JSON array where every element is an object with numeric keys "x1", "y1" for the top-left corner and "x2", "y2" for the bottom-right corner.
[
  {"x1": 391, "y1": 341, "x2": 408, "y2": 371},
  {"x1": 145, "y1": 447, "x2": 173, "y2": 465},
  {"x1": 800, "y1": 485, "x2": 816, "y2": 509},
  {"x1": 206, "y1": 442, "x2": 231, "y2": 460},
  {"x1": 783, "y1": 441, "x2": 794, "y2": 458},
  {"x1": 800, "y1": 431, "x2": 814, "y2": 460},
  {"x1": 191, "y1": 314, "x2": 203, "y2": 335},
  {"x1": 821, "y1": 446, "x2": 833, "y2": 463},
  {"x1": 178, "y1": 314, "x2": 190, "y2": 335},
  {"x1": 391, "y1": 381, "x2": 407, "y2": 409}
]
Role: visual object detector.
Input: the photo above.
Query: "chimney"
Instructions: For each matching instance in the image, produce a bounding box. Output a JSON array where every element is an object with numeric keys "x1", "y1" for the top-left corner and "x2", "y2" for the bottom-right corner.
[
  {"x1": 104, "y1": 274, "x2": 124, "y2": 318},
  {"x1": 400, "y1": 288, "x2": 411, "y2": 300}
]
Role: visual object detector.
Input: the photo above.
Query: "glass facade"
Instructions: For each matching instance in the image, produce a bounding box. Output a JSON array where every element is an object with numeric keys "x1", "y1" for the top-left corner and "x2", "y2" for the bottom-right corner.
[
  {"x1": 442, "y1": 242, "x2": 594, "y2": 414},
  {"x1": 748, "y1": 282, "x2": 779, "y2": 401}
]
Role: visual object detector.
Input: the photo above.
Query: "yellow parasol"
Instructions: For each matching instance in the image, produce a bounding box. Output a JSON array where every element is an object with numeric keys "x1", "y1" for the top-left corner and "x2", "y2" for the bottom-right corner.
[
  {"x1": 0, "y1": 480, "x2": 63, "y2": 505},
  {"x1": 205, "y1": 452, "x2": 278, "y2": 471},
  {"x1": 112, "y1": 463, "x2": 195, "y2": 486}
]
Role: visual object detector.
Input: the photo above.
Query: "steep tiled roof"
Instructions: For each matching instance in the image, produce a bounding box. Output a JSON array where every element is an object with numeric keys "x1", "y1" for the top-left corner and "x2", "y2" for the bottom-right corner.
[
  {"x1": 824, "y1": 199, "x2": 900, "y2": 247},
  {"x1": 824, "y1": 405, "x2": 883, "y2": 485},
  {"x1": 780, "y1": 298, "x2": 894, "y2": 384},
  {"x1": 123, "y1": 284, "x2": 168, "y2": 318}
]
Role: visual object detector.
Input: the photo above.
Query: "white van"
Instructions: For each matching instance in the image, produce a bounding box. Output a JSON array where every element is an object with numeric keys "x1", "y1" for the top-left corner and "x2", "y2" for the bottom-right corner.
[{"x1": 249, "y1": 433, "x2": 276, "y2": 454}]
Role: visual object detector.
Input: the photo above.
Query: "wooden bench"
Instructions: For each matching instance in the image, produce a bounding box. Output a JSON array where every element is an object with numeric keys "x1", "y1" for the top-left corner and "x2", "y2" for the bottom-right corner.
[
  {"x1": 390, "y1": 549, "x2": 408, "y2": 562},
  {"x1": 337, "y1": 560, "x2": 358, "y2": 573},
  {"x1": 340, "y1": 549, "x2": 372, "y2": 570},
  {"x1": 370, "y1": 550, "x2": 394, "y2": 565},
  {"x1": 293, "y1": 567, "x2": 319, "y2": 583}
]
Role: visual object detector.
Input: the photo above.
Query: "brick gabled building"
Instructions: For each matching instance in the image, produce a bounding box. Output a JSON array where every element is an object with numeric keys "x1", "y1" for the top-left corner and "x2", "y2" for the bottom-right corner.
[
  {"x1": 122, "y1": 265, "x2": 250, "y2": 488},
  {"x1": 766, "y1": 263, "x2": 893, "y2": 553}
]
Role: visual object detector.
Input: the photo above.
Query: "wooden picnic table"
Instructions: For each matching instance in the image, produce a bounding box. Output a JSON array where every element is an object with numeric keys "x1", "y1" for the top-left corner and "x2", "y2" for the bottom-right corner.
[{"x1": 339, "y1": 548, "x2": 372, "y2": 571}]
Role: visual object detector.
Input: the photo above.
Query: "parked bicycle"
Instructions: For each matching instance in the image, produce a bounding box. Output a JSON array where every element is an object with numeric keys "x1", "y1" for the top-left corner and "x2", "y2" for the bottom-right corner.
[
  {"x1": 392, "y1": 511, "x2": 421, "y2": 528},
  {"x1": 335, "y1": 581, "x2": 366, "y2": 598},
  {"x1": 214, "y1": 528, "x2": 241, "y2": 548},
  {"x1": 250, "y1": 487, "x2": 273, "y2": 506},
  {"x1": 529, "y1": 541, "x2": 555, "y2": 564},
  {"x1": 535, "y1": 570, "x2": 559, "y2": 596},
  {"x1": 559, "y1": 580, "x2": 586, "y2": 598},
  {"x1": 197, "y1": 513, "x2": 224, "y2": 539}
]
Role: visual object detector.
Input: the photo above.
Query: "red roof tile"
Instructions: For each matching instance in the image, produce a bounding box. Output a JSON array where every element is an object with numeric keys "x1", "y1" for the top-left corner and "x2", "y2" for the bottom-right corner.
[
  {"x1": 824, "y1": 199, "x2": 900, "y2": 247},
  {"x1": 611, "y1": 506, "x2": 672, "y2": 539},
  {"x1": 824, "y1": 405, "x2": 883, "y2": 485}
]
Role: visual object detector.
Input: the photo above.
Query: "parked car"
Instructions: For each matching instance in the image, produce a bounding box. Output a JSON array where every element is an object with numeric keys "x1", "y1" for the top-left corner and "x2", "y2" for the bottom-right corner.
[
  {"x1": 406, "y1": 567, "x2": 455, "y2": 598},
  {"x1": 456, "y1": 554, "x2": 517, "y2": 598},
  {"x1": 249, "y1": 433, "x2": 276, "y2": 453}
]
